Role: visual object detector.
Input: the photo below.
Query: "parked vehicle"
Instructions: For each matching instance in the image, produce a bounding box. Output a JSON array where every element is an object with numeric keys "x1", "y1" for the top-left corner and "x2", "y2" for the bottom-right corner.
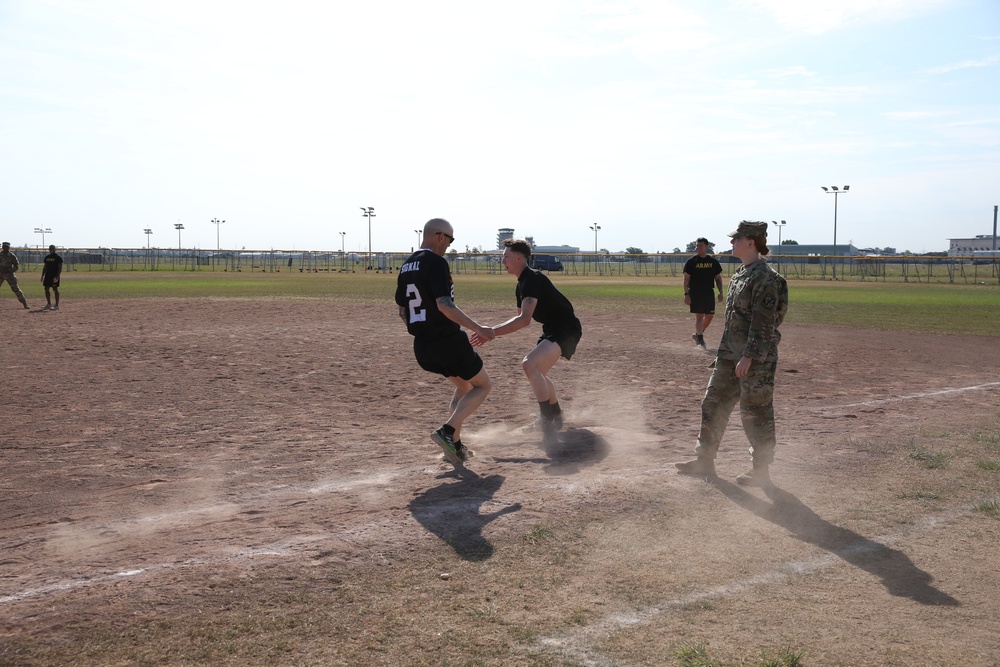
[{"x1": 531, "y1": 254, "x2": 564, "y2": 271}]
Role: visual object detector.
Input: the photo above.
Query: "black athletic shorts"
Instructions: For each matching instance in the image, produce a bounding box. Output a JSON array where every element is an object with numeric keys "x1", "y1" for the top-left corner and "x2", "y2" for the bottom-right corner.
[
  {"x1": 538, "y1": 321, "x2": 583, "y2": 361},
  {"x1": 42, "y1": 276, "x2": 60, "y2": 288},
  {"x1": 689, "y1": 290, "x2": 716, "y2": 315},
  {"x1": 413, "y1": 330, "x2": 484, "y2": 381}
]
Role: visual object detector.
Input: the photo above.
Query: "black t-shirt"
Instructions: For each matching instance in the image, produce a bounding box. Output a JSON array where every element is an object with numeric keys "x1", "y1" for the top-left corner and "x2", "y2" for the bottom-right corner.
[
  {"x1": 517, "y1": 267, "x2": 579, "y2": 333},
  {"x1": 395, "y1": 249, "x2": 460, "y2": 338},
  {"x1": 684, "y1": 254, "x2": 722, "y2": 293},
  {"x1": 42, "y1": 253, "x2": 63, "y2": 278}
]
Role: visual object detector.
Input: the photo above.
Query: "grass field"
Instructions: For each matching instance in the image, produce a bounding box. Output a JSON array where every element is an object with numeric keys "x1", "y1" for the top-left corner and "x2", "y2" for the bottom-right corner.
[{"x1": 55, "y1": 271, "x2": 1000, "y2": 337}]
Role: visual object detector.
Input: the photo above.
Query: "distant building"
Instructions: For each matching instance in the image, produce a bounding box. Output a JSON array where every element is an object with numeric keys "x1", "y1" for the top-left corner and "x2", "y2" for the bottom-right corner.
[
  {"x1": 532, "y1": 244, "x2": 578, "y2": 254},
  {"x1": 497, "y1": 228, "x2": 514, "y2": 250},
  {"x1": 948, "y1": 235, "x2": 999, "y2": 256},
  {"x1": 767, "y1": 243, "x2": 860, "y2": 257}
]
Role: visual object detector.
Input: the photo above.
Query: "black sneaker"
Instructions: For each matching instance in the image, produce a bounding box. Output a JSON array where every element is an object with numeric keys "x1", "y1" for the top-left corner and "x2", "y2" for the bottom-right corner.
[
  {"x1": 697, "y1": 335, "x2": 706, "y2": 348},
  {"x1": 455, "y1": 441, "x2": 475, "y2": 462},
  {"x1": 551, "y1": 412, "x2": 563, "y2": 430},
  {"x1": 431, "y1": 427, "x2": 462, "y2": 466}
]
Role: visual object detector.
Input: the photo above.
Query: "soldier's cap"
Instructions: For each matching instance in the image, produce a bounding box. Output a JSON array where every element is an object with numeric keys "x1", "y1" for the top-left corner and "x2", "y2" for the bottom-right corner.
[
  {"x1": 1, "y1": 241, "x2": 9, "y2": 247},
  {"x1": 727, "y1": 221, "x2": 768, "y2": 239}
]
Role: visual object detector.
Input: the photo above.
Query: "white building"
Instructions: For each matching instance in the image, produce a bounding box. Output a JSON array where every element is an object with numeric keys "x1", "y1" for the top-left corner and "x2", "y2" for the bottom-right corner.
[{"x1": 948, "y1": 235, "x2": 1000, "y2": 256}]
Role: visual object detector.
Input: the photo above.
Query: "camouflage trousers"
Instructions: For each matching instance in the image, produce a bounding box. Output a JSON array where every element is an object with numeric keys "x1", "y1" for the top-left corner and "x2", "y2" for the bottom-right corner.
[
  {"x1": 694, "y1": 357, "x2": 777, "y2": 464},
  {"x1": 0, "y1": 272, "x2": 27, "y2": 304}
]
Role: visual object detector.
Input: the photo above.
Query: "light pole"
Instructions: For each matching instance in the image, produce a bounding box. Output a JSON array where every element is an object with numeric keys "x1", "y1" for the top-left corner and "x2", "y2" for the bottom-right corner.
[
  {"x1": 339, "y1": 231, "x2": 346, "y2": 270},
  {"x1": 361, "y1": 207, "x2": 375, "y2": 270},
  {"x1": 175, "y1": 223, "x2": 184, "y2": 250},
  {"x1": 589, "y1": 224, "x2": 601, "y2": 253},
  {"x1": 414, "y1": 229, "x2": 421, "y2": 249},
  {"x1": 211, "y1": 218, "x2": 225, "y2": 251},
  {"x1": 770, "y1": 220, "x2": 786, "y2": 246},
  {"x1": 34, "y1": 227, "x2": 52, "y2": 248},
  {"x1": 211, "y1": 218, "x2": 225, "y2": 271},
  {"x1": 821, "y1": 186, "x2": 849, "y2": 280},
  {"x1": 144, "y1": 228, "x2": 153, "y2": 248}
]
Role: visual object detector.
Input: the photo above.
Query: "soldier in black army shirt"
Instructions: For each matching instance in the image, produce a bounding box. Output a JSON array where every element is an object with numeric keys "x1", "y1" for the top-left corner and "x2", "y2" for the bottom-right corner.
[
  {"x1": 683, "y1": 237, "x2": 723, "y2": 348},
  {"x1": 42, "y1": 244, "x2": 64, "y2": 310}
]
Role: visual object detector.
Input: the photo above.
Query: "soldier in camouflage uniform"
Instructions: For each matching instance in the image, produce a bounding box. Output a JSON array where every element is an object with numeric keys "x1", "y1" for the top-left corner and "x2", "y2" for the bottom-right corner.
[
  {"x1": 675, "y1": 221, "x2": 788, "y2": 487},
  {"x1": 0, "y1": 241, "x2": 30, "y2": 310}
]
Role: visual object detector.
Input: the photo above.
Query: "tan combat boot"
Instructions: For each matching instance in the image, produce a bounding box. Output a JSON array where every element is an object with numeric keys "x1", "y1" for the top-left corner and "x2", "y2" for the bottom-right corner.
[
  {"x1": 736, "y1": 464, "x2": 772, "y2": 488},
  {"x1": 675, "y1": 457, "x2": 716, "y2": 477}
]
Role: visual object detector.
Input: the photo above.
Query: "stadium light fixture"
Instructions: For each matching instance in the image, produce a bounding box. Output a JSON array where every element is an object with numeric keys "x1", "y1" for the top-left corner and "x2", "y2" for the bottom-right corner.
[
  {"x1": 211, "y1": 218, "x2": 225, "y2": 251},
  {"x1": 589, "y1": 224, "x2": 601, "y2": 253},
  {"x1": 340, "y1": 231, "x2": 347, "y2": 270},
  {"x1": 144, "y1": 228, "x2": 153, "y2": 249},
  {"x1": 414, "y1": 229, "x2": 421, "y2": 248},
  {"x1": 34, "y1": 227, "x2": 52, "y2": 247},
  {"x1": 821, "y1": 186, "x2": 850, "y2": 280},
  {"x1": 361, "y1": 207, "x2": 375, "y2": 270},
  {"x1": 770, "y1": 220, "x2": 786, "y2": 246},
  {"x1": 175, "y1": 223, "x2": 185, "y2": 250}
]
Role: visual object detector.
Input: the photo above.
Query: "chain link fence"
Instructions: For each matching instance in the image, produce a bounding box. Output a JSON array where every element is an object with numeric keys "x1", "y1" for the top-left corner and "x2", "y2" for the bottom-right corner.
[{"x1": 7, "y1": 247, "x2": 1000, "y2": 284}]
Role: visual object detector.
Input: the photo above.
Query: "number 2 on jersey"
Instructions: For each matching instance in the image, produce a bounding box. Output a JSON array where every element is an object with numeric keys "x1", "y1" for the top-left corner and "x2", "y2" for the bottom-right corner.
[{"x1": 405, "y1": 284, "x2": 426, "y2": 323}]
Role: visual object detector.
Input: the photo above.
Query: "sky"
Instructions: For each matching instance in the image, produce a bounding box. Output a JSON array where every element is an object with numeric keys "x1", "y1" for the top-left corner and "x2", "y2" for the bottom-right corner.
[{"x1": 1, "y1": 0, "x2": 998, "y2": 255}]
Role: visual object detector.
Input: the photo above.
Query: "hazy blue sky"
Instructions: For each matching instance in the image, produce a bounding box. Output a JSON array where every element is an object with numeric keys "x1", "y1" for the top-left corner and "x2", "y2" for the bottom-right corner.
[{"x1": 2, "y1": 0, "x2": 998, "y2": 253}]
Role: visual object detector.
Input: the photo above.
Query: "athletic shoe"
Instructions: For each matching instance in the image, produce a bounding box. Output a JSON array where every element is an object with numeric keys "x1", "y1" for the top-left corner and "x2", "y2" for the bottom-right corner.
[
  {"x1": 691, "y1": 333, "x2": 699, "y2": 345},
  {"x1": 42, "y1": 304, "x2": 51, "y2": 310},
  {"x1": 696, "y1": 335, "x2": 706, "y2": 349},
  {"x1": 51, "y1": 305, "x2": 59, "y2": 311},
  {"x1": 431, "y1": 428, "x2": 462, "y2": 466},
  {"x1": 674, "y1": 457, "x2": 717, "y2": 476},
  {"x1": 455, "y1": 441, "x2": 475, "y2": 462},
  {"x1": 551, "y1": 412, "x2": 563, "y2": 430}
]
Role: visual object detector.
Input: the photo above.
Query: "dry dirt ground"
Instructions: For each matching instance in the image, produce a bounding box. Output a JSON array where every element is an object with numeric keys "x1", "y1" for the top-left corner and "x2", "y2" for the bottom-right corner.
[{"x1": 2, "y1": 298, "x2": 999, "y2": 666}]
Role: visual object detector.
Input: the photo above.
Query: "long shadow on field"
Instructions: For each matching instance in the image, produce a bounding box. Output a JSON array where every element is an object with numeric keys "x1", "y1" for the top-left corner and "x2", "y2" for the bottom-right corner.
[
  {"x1": 493, "y1": 428, "x2": 609, "y2": 476},
  {"x1": 408, "y1": 474, "x2": 522, "y2": 561},
  {"x1": 713, "y1": 480, "x2": 959, "y2": 606}
]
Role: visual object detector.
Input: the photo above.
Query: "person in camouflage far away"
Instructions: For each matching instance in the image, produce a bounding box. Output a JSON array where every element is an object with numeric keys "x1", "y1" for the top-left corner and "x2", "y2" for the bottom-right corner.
[{"x1": 0, "y1": 241, "x2": 30, "y2": 310}]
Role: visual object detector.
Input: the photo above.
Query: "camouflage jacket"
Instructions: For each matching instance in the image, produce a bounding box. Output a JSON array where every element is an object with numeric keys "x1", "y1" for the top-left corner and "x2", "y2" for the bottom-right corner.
[
  {"x1": 0, "y1": 251, "x2": 19, "y2": 275},
  {"x1": 718, "y1": 258, "x2": 788, "y2": 363}
]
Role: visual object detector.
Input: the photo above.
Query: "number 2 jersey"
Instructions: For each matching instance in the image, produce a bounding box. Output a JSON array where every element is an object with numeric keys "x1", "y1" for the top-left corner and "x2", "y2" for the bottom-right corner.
[{"x1": 395, "y1": 249, "x2": 460, "y2": 338}]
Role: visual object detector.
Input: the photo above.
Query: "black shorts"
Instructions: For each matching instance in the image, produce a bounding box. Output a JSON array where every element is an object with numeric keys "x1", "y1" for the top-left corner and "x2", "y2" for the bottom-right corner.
[
  {"x1": 413, "y1": 330, "x2": 484, "y2": 381},
  {"x1": 689, "y1": 290, "x2": 716, "y2": 315},
  {"x1": 539, "y1": 321, "x2": 583, "y2": 361},
  {"x1": 42, "y1": 276, "x2": 60, "y2": 288}
]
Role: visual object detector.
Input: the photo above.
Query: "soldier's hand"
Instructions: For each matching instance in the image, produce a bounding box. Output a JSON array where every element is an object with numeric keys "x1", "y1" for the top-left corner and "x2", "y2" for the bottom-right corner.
[{"x1": 735, "y1": 356, "x2": 752, "y2": 377}]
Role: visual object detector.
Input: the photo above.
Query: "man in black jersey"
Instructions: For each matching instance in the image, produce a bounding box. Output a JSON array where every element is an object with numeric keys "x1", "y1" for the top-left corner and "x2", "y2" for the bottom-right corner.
[
  {"x1": 476, "y1": 239, "x2": 582, "y2": 438},
  {"x1": 395, "y1": 218, "x2": 496, "y2": 466},
  {"x1": 41, "y1": 245, "x2": 63, "y2": 310},
  {"x1": 683, "y1": 238, "x2": 723, "y2": 348}
]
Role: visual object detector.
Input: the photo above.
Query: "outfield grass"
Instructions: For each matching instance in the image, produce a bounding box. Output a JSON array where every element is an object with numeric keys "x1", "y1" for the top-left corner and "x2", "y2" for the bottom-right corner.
[{"x1": 48, "y1": 271, "x2": 1000, "y2": 336}]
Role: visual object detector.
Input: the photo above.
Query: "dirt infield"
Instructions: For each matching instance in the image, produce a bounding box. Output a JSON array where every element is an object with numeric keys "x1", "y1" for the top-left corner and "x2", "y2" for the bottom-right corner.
[{"x1": 2, "y1": 298, "x2": 999, "y2": 666}]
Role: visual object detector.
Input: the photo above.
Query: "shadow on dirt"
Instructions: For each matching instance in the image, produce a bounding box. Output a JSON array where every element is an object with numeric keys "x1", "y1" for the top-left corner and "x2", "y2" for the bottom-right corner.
[
  {"x1": 408, "y1": 474, "x2": 522, "y2": 561},
  {"x1": 492, "y1": 428, "x2": 609, "y2": 475},
  {"x1": 713, "y1": 479, "x2": 960, "y2": 606}
]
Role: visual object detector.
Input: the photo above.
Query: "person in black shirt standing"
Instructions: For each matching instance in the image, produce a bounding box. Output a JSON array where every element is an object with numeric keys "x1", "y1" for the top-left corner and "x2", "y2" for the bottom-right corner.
[
  {"x1": 683, "y1": 237, "x2": 723, "y2": 348},
  {"x1": 41, "y1": 245, "x2": 64, "y2": 311},
  {"x1": 395, "y1": 218, "x2": 496, "y2": 466},
  {"x1": 476, "y1": 239, "x2": 582, "y2": 439}
]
